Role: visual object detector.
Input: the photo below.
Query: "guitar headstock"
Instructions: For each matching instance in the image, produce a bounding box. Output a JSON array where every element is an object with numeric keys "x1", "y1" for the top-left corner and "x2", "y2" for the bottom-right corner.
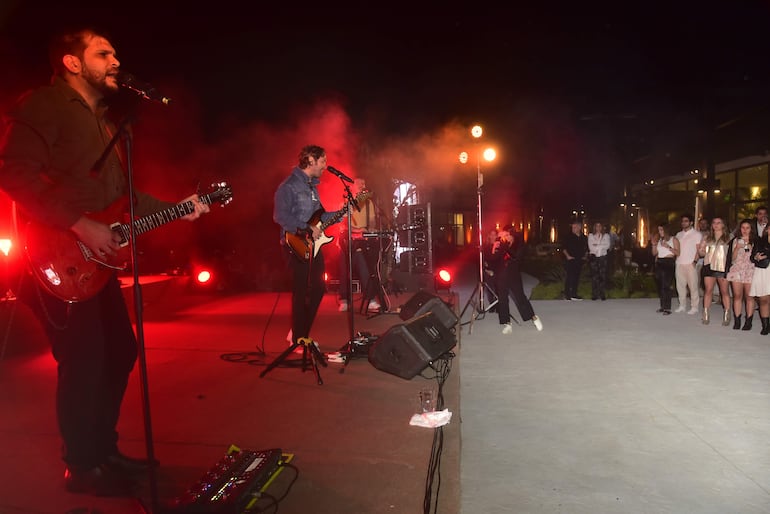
[
  {"x1": 205, "y1": 181, "x2": 234, "y2": 207},
  {"x1": 357, "y1": 189, "x2": 372, "y2": 203}
]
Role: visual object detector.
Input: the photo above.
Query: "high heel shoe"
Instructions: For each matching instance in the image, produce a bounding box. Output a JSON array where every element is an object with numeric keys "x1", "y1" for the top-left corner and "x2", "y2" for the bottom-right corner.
[
  {"x1": 761, "y1": 317, "x2": 770, "y2": 335},
  {"x1": 722, "y1": 310, "x2": 730, "y2": 326},
  {"x1": 702, "y1": 308, "x2": 710, "y2": 325},
  {"x1": 732, "y1": 314, "x2": 741, "y2": 330}
]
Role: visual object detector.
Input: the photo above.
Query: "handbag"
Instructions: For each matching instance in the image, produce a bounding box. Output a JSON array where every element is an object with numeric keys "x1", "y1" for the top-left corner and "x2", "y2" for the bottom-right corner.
[{"x1": 755, "y1": 256, "x2": 770, "y2": 269}]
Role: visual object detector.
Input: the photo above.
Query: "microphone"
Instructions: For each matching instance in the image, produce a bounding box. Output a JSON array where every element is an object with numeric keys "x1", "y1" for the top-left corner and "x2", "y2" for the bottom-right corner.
[
  {"x1": 326, "y1": 166, "x2": 354, "y2": 183},
  {"x1": 117, "y1": 71, "x2": 172, "y2": 105}
]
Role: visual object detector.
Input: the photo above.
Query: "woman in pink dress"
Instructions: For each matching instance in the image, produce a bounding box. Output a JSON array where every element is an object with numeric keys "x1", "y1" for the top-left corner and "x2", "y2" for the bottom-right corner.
[{"x1": 726, "y1": 219, "x2": 756, "y2": 330}]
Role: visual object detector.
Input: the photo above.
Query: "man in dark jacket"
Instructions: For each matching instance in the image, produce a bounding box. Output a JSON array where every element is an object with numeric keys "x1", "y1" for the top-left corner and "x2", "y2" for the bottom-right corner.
[{"x1": 562, "y1": 219, "x2": 588, "y2": 300}]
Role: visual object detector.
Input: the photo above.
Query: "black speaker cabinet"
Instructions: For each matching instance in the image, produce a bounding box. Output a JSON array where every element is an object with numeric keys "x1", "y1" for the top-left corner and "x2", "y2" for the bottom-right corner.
[
  {"x1": 399, "y1": 291, "x2": 458, "y2": 331},
  {"x1": 368, "y1": 311, "x2": 456, "y2": 380}
]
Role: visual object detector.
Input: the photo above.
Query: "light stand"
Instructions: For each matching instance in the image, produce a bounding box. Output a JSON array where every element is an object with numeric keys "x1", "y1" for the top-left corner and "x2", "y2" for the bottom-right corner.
[{"x1": 459, "y1": 163, "x2": 498, "y2": 334}]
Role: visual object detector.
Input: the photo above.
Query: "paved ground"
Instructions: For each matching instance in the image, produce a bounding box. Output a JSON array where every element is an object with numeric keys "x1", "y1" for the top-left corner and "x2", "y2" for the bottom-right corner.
[{"x1": 457, "y1": 274, "x2": 770, "y2": 514}]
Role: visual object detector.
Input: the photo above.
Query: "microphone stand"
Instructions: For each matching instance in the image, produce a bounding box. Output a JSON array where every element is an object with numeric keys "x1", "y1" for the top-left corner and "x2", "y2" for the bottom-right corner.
[
  {"x1": 337, "y1": 181, "x2": 368, "y2": 369},
  {"x1": 121, "y1": 120, "x2": 161, "y2": 514}
]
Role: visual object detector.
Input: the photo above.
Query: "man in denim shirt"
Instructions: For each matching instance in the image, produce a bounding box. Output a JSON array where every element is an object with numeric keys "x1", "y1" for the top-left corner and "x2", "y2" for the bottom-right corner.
[{"x1": 274, "y1": 145, "x2": 342, "y2": 346}]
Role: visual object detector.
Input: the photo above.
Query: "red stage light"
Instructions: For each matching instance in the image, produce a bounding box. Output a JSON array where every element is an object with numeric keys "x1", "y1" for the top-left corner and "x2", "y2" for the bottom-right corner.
[
  {"x1": 435, "y1": 268, "x2": 453, "y2": 291},
  {"x1": 0, "y1": 238, "x2": 11, "y2": 257}
]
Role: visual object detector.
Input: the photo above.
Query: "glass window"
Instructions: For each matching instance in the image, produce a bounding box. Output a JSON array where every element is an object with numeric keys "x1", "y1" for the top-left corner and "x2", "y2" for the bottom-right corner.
[{"x1": 736, "y1": 164, "x2": 768, "y2": 202}]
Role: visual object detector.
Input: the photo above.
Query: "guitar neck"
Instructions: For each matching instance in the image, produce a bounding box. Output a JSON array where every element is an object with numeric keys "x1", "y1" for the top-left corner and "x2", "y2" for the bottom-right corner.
[
  {"x1": 318, "y1": 191, "x2": 370, "y2": 232},
  {"x1": 119, "y1": 193, "x2": 218, "y2": 238},
  {"x1": 320, "y1": 208, "x2": 346, "y2": 232}
]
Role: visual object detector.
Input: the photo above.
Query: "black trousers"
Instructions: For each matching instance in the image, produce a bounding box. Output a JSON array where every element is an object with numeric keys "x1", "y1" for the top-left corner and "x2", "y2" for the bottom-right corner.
[
  {"x1": 19, "y1": 273, "x2": 137, "y2": 470},
  {"x1": 655, "y1": 257, "x2": 676, "y2": 310},
  {"x1": 338, "y1": 240, "x2": 380, "y2": 303},
  {"x1": 495, "y1": 263, "x2": 535, "y2": 324},
  {"x1": 283, "y1": 244, "x2": 326, "y2": 343},
  {"x1": 564, "y1": 259, "x2": 584, "y2": 298},
  {"x1": 588, "y1": 255, "x2": 608, "y2": 299}
]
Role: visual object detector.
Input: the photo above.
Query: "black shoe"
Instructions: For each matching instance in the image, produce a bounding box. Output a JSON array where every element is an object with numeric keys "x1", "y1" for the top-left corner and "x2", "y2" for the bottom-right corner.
[
  {"x1": 742, "y1": 316, "x2": 753, "y2": 331},
  {"x1": 662, "y1": 310, "x2": 671, "y2": 315},
  {"x1": 105, "y1": 452, "x2": 159, "y2": 474},
  {"x1": 656, "y1": 308, "x2": 664, "y2": 313},
  {"x1": 64, "y1": 465, "x2": 137, "y2": 497}
]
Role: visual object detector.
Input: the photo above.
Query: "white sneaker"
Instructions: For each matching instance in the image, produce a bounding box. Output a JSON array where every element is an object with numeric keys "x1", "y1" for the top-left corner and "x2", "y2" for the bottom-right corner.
[
  {"x1": 368, "y1": 300, "x2": 381, "y2": 311},
  {"x1": 532, "y1": 315, "x2": 543, "y2": 331},
  {"x1": 501, "y1": 323, "x2": 513, "y2": 335},
  {"x1": 338, "y1": 300, "x2": 349, "y2": 312},
  {"x1": 687, "y1": 308, "x2": 698, "y2": 315},
  {"x1": 674, "y1": 306, "x2": 685, "y2": 313}
]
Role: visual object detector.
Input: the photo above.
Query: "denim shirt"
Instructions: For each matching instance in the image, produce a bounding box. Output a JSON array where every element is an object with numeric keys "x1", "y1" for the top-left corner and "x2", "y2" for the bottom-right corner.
[{"x1": 273, "y1": 166, "x2": 339, "y2": 242}]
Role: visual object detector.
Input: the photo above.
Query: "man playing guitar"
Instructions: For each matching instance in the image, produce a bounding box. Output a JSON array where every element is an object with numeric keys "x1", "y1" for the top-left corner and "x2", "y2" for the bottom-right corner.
[{"x1": 273, "y1": 145, "x2": 345, "y2": 347}]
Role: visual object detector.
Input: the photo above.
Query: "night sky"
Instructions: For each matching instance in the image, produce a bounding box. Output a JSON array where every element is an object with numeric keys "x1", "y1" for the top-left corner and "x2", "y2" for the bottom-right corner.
[{"x1": 2, "y1": 1, "x2": 770, "y2": 272}]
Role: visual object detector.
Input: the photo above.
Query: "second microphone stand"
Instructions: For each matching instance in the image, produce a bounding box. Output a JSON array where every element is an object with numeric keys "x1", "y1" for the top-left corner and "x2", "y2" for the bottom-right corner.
[{"x1": 337, "y1": 182, "x2": 374, "y2": 369}]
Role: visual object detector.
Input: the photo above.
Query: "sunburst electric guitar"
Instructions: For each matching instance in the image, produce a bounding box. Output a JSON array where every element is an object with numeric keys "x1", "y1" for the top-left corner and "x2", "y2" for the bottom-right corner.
[
  {"x1": 285, "y1": 190, "x2": 371, "y2": 262},
  {"x1": 24, "y1": 182, "x2": 233, "y2": 303}
]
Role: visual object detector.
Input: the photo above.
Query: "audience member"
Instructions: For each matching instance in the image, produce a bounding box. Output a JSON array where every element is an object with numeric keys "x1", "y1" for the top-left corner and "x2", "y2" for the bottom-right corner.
[
  {"x1": 749, "y1": 225, "x2": 770, "y2": 335},
  {"x1": 725, "y1": 219, "x2": 755, "y2": 330},
  {"x1": 696, "y1": 216, "x2": 710, "y2": 298},
  {"x1": 651, "y1": 223, "x2": 679, "y2": 315},
  {"x1": 697, "y1": 217, "x2": 731, "y2": 325},
  {"x1": 751, "y1": 206, "x2": 768, "y2": 240},
  {"x1": 674, "y1": 214, "x2": 703, "y2": 314},
  {"x1": 562, "y1": 219, "x2": 588, "y2": 301},
  {"x1": 587, "y1": 221, "x2": 611, "y2": 300}
]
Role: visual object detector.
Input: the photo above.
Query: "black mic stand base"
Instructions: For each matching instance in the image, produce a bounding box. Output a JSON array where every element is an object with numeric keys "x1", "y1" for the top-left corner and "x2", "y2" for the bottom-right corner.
[
  {"x1": 336, "y1": 332, "x2": 378, "y2": 372},
  {"x1": 260, "y1": 337, "x2": 327, "y2": 385}
]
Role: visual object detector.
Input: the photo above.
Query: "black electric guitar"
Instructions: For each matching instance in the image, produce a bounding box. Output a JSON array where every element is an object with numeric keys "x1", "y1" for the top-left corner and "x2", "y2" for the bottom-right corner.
[
  {"x1": 285, "y1": 190, "x2": 371, "y2": 262},
  {"x1": 24, "y1": 182, "x2": 233, "y2": 303}
]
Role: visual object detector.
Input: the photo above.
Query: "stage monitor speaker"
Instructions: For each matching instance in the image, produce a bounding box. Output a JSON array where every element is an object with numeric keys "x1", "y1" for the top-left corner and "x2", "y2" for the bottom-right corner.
[
  {"x1": 399, "y1": 291, "x2": 458, "y2": 331},
  {"x1": 368, "y1": 311, "x2": 456, "y2": 380}
]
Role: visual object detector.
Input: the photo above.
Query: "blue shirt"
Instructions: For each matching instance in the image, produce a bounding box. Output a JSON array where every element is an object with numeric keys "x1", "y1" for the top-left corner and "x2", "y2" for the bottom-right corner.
[{"x1": 273, "y1": 166, "x2": 338, "y2": 242}]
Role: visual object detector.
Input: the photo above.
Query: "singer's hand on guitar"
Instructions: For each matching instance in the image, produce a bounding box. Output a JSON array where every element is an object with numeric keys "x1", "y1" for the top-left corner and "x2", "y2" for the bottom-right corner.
[
  {"x1": 179, "y1": 194, "x2": 210, "y2": 221},
  {"x1": 70, "y1": 216, "x2": 120, "y2": 257},
  {"x1": 310, "y1": 224, "x2": 322, "y2": 241}
]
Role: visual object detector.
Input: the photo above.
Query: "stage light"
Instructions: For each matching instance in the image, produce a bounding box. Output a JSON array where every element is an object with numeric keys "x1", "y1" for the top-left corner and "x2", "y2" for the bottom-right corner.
[
  {"x1": 0, "y1": 239, "x2": 11, "y2": 257},
  {"x1": 195, "y1": 269, "x2": 213, "y2": 285},
  {"x1": 435, "y1": 268, "x2": 453, "y2": 291}
]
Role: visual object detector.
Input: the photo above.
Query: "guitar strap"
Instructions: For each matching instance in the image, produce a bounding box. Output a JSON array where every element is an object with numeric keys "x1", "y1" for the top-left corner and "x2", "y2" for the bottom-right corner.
[{"x1": 92, "y1": 114, "x2": 131, "y2": 174}]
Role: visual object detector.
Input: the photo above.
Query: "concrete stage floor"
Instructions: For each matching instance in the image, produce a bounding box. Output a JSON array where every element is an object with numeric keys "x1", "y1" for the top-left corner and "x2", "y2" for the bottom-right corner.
[
  {"x1": 1, "y1": 272, "x2": 769, "y2": 513},
  {"x1": 0, "y1": 276, "x2": 461, "y2": 514}
]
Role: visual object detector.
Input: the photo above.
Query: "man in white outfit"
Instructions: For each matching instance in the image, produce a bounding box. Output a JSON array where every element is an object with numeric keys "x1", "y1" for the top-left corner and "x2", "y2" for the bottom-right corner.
[{"x1": 675, "y1": 214, "x2": 703, "y2": 314}]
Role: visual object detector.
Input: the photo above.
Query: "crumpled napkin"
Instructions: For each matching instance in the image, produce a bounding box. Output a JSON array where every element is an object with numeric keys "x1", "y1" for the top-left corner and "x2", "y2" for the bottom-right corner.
[{"x1": 409, "y1": 408, "x2": 452, "y2": 428}]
